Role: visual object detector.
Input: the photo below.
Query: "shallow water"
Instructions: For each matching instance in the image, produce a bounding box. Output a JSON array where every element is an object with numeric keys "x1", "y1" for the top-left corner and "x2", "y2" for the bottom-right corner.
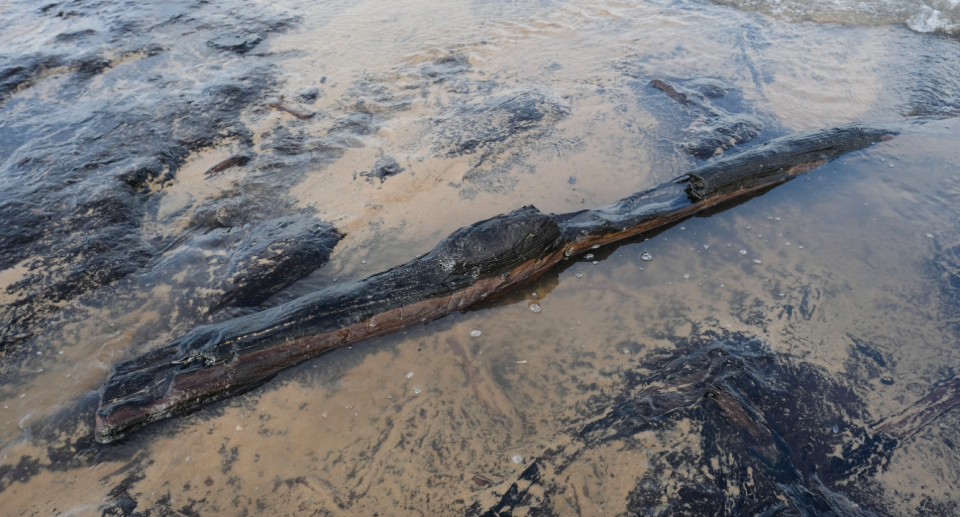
[{"x1": 2, "y1": 0, "x2": 960, "y2": 514}]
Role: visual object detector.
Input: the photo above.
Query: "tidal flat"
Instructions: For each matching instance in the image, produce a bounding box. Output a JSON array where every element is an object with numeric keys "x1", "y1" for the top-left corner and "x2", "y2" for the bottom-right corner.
[{"x1": 2, "y1": 0, "x2": 960, "y2": 514}]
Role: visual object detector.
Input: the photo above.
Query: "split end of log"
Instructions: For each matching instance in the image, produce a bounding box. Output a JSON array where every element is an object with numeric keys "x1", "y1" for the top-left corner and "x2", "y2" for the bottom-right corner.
[{"x1": 684, "y1": 124, "x2": 897, "y2": 201}]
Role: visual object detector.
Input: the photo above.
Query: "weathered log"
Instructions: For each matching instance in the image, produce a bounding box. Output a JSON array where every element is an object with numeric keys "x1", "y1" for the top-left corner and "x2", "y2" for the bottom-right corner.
[{"x1": 94, "y1": 123, "x2": 894, "y2": 443}]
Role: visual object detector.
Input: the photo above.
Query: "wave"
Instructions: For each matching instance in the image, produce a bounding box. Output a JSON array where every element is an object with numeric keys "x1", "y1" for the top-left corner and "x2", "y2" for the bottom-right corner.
[{"x1": 712, "y1": 0, "x2": 960, "y2": 35}]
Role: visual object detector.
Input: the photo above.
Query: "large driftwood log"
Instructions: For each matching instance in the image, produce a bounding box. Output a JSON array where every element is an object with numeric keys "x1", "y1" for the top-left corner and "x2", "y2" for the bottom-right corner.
[{"x1": 95, "y1": 124, "x2": 893, "y2": 443}]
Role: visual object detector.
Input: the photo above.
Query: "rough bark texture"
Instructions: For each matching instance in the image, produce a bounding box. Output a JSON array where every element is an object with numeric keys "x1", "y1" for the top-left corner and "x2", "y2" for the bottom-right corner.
[{"x1": 95, "y1": 123, "x2": 895, "y2": 443}]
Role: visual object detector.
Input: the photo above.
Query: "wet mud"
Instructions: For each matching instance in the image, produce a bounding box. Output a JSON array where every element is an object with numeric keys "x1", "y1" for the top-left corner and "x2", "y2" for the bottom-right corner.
[
  {"x1": 474, "y1": 332, "x2": 937, "y2": 516},
  {"x1": 0, "y1": 0, "x2": 331, "y2": 369}
]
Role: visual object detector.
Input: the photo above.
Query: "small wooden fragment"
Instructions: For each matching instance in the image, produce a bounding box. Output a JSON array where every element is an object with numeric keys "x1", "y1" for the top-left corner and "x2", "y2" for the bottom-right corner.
[
  {"x1": 204, "y1": 154, "x2": 250, "y2": 176},
  {"x1": 650, "y1": 78, "x2": 701, "y2": 107},
  {"x1": 872, "y1": 376, "x2": 960, "y2": 440},
  {"x1": 265, "y1": 98, "x2": 315, "y2": 120}
]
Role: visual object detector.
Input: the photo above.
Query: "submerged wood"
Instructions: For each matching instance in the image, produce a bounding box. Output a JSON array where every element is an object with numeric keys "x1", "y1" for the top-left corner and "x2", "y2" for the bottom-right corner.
[
  {"x1": 95, "y1": 123, "x2": 893, "y2": 443},
  {"x1": 873, "y1": 376, "x2": 960, "y2": 440},
  {"x1": 649, "y1": 77, "x2": 764, "y2": 159},
  {"x1": 264, "y1": 98, "x2": 316, "y2": 120},
  {"x1": 203, "y1": 154, "x2": 250, "y2": 176}
]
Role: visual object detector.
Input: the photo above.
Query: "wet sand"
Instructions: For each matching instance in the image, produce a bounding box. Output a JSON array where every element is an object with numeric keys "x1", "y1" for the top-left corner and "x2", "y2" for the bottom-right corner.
[{"x1": 2, "y1": 0, "x2": 960, "y2": 514}]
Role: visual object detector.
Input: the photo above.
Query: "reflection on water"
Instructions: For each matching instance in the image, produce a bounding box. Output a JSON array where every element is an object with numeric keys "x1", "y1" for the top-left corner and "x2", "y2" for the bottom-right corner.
[{"x1": 2, "y1": 0, "x2": 960, "y2": 514}]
